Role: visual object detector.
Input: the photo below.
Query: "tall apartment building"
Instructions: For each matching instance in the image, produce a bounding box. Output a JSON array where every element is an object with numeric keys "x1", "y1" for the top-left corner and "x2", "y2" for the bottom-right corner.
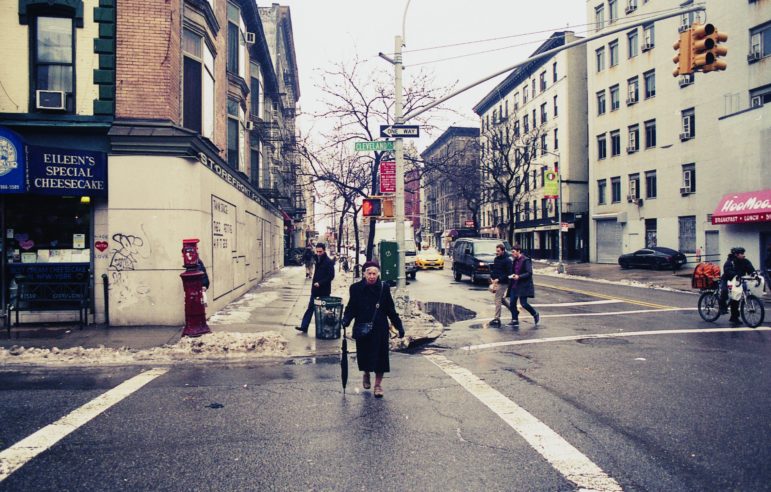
[
  {"x1": 0, "y1": 0, "x2": 304, "y2": 326},
  {"x1": 586, "y1": 0, "x2": 771, "y2": 264},
  {"x1": 420, "y1": 127, "x2": 480, "y2": 253},
  {"x1": 474, "y1": 32, "x2": 589, "y2": 261}
]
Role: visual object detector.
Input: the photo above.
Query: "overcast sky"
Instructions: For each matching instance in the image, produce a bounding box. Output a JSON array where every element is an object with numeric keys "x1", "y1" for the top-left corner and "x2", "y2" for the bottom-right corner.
[{"x1": 276, "y1": 1, "x2": 588, "y2": 150}]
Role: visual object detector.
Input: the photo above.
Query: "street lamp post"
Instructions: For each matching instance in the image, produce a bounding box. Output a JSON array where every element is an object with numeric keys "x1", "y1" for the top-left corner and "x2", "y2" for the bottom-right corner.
[{"x1": 557, "y1": 170, "x2": 565, "y2": 274}]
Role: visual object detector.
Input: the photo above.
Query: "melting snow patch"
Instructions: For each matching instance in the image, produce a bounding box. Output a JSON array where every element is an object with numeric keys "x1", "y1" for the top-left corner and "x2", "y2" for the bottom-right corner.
[
  {"x1": 209, "y1": 291, "x2": 280, "y2": 324},
  {"x1": 0, "y1": 331, "x2": 288, "y2": 366}
]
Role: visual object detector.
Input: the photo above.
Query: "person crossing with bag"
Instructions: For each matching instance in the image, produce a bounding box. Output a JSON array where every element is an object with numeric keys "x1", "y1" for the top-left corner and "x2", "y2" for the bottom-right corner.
[
  {"x1": 341, "y1": 261, "x2": 404, "y2": 398},
  {"x1": 489, "y1": 243, "x2": 512, "y2": 326}
]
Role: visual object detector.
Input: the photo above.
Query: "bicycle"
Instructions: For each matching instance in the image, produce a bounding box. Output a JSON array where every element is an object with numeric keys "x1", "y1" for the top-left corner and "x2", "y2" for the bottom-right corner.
[{"x1": 697, "y1": 273, "x2": 766, "y2": 327}]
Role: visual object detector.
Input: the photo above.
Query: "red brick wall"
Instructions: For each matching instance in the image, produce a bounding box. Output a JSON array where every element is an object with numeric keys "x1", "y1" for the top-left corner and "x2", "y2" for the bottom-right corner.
[{"x1": 116, "y1": 0, "x2": 182, "y2": 122}]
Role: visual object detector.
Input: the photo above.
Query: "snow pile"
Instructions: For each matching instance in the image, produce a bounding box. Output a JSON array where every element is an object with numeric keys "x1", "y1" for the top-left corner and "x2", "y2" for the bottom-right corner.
[
  {"x1": 0, "y1": 331, "x2": 288, "y2": 366},
  {"x1": 534, "y1": 265, "x2": 690, "y2": 293},
  {"x1": 208, "y1": 291, "x2": 280, "y2": 324}
]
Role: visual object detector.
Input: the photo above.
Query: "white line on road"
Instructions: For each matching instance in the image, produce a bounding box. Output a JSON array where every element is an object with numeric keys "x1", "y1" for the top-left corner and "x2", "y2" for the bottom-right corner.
[
  {"x1": 530, "y1": 299, "x2": 624, "y2": 308},
  {"x1": 426, "y1": 354, "x2": 623, "y2": 492},
  {"x1": 0, "y1": 368, "x2": 168, "y2": 483},
  {"x1": 475, "y1": 308, "x2": 695, "y2": 325},
  {"x1": 462, "y1": 327, "x2": 771, "y2": 352}
]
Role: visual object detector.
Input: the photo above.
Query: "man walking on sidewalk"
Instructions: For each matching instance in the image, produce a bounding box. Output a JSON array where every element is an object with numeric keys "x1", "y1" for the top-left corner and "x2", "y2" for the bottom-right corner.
[
  {"x1": 508, "y1": 244, "x2": 540, "y2": 327},
  {"x1": 296, "y1": 243, "x2": 336, "y2": 333}
]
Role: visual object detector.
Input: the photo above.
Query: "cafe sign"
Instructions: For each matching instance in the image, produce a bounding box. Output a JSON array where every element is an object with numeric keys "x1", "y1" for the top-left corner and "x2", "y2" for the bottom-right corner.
[
  {"x1": 27, "y1": 145, "x2": 107, "y2": 197},
  {"x1": 0, "y1": 126, "x2": 26, "y2": 193}
]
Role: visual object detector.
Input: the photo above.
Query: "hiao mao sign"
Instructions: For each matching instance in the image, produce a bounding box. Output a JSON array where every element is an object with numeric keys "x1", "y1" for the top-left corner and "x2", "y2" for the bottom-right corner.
[{"x1": 0, "y1": 126, "x2": 26, "y2": 193}]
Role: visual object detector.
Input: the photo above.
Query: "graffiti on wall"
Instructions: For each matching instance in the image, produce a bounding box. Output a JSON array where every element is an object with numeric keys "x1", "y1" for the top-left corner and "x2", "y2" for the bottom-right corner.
[
  {"x1": 109, "y1": 233, "x2": 145, "y2": 271},
  {"x1": 108, "y1": 231, "x2": 151, "y2": 307}
]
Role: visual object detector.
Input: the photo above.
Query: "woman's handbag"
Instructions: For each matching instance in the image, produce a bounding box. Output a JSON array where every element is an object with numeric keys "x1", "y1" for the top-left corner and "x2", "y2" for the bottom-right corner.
[{"x1": 353, "y1": 283, "x2": 384, "y2": 340}]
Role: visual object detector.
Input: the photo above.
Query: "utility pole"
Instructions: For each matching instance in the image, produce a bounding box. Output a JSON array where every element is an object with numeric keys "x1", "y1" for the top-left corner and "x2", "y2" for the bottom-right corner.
[
  {"x1": 394, "y1": 33, "x2": 406, "y2": 290},
  {"x1": 557, "y1": 168, "x2": 564, "y2": 274}
]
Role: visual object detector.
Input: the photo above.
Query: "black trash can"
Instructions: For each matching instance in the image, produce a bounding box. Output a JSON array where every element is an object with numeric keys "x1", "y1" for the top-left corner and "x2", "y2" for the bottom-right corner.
[{"x1": 313, "y1": 296, "x2": 343, "y2": 340}]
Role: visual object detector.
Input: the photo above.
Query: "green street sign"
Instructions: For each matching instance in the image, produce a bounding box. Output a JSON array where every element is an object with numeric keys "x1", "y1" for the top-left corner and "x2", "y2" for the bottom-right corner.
[{"x1": 355, "y1": 141, "x2": 394, "y2": 152}]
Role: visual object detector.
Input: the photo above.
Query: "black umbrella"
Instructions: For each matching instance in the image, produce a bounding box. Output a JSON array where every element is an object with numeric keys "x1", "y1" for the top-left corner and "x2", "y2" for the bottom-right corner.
[{"x1": 340, "y1": 326, "x2": 349, "y2": 394}]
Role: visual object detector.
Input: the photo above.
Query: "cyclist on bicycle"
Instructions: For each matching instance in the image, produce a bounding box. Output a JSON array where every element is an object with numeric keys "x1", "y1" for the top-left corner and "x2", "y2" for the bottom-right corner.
[{"x1": 720, "y1": 247, "x2": 756, "y2": 324}]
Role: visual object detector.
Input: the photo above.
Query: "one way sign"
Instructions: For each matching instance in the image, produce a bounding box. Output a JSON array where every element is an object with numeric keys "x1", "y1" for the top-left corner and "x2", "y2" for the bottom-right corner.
[{"x1": 380, "y1": 125, "x2": 420, "y2": 138}]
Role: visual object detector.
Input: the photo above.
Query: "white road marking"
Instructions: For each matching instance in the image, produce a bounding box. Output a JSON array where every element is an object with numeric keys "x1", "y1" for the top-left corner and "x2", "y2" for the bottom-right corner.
[
  {"x1": 0, "y1": 368, "x2": 168, "y2": 483},
  {"x1": 426, "y1": 354, "x2": 623, "y2": 492},
  {"x1": 462, "y1": 327, "x2": 771, "y2": 352},
  {"x1": 476, "y1": 307, "x2": 695, "y2": 324},
  {"x1": 530, "y1": 299, "x2": 624, "y2": 308}
]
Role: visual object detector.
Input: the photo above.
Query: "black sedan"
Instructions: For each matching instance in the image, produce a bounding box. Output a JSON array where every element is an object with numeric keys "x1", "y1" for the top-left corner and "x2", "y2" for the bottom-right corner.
[{"x1": 618, "y1": 247, "x2": 687, "y2": 270}]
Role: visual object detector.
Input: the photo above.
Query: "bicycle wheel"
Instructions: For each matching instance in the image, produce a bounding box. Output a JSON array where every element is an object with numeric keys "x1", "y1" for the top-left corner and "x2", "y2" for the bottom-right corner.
[
  {"x1": 740, "y1": 295, "x2": 765, "y2": 328},
  {"x1": 698, "y1": 291, "x2": 721, "y2": 322}
]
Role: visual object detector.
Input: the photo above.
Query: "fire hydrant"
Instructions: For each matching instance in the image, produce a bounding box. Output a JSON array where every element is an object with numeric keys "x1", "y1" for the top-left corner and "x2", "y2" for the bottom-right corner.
[{"x1": 180, "y1": 238, "x2": 211, "y2": 337}]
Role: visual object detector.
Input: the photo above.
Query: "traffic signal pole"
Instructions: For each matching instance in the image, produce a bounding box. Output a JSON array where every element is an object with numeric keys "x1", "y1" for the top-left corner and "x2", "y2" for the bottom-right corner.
[{"x1": 394, "y1": 33, "x2": 406, "y2": 291}]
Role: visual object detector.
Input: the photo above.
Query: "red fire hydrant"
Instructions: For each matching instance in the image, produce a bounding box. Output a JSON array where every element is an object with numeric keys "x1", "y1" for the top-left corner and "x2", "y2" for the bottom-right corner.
[{"x1": 180, "y1": 238, "x2": 211, "y2": 337}]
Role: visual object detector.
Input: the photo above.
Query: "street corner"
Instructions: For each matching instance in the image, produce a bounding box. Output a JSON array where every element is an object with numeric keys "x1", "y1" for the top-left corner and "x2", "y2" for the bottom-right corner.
[{"x1": 391, "y1": 302, "x2": 444, "y2": 352}]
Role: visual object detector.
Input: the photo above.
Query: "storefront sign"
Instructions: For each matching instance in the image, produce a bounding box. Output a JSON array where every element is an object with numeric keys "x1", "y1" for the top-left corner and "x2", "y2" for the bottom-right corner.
[
  {"x1": 26, "y1": 145, "x2": 107, "y2": 197},
  {"x1": 711, "y1": 189, "x2": 771, "y2": 224},
  {"x1": 8, "y1": 263, "x2": 89, "y2": 282},
  {"x1": 0, "y1": 127, "x2": 26, "y2": 194}
]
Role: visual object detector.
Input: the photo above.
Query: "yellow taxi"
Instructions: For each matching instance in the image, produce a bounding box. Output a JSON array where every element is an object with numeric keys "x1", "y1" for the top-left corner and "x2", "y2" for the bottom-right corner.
[{"x1": 415, "y1": 248, "x2": 444, "y2": 270}]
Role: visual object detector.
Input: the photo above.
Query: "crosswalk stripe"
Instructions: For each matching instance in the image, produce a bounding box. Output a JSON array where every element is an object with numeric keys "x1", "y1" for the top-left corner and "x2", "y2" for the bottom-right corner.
[
  {"x1": 426, "y1": 354, "x2": 623, "y2": 491},
  {"x1": 0, "y1": 368, "x2": 168, "y2": 483}
]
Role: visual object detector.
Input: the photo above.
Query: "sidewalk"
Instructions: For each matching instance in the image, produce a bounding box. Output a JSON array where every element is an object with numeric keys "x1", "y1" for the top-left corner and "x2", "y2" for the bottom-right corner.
[
  {"x1": 532, "y1": 260, "x2": 697, "y2": 292},
  {"x1": 0, "y1": 266, "x2": 443, "y2": 359}
]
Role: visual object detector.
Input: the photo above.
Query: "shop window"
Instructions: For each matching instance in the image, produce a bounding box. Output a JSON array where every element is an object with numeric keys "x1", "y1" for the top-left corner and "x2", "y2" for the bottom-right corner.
[
  {"x1": 32, "y1": 16, "x2": 74, "y2": 112},
  {"x1": 4, "y1": 196, "x2": 91, "y2": 266}
]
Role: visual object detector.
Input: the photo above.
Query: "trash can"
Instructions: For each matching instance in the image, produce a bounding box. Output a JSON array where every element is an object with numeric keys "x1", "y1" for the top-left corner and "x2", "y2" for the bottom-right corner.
[{"x1": 313, "y1": 296, "x2": 343, "y2": 340}]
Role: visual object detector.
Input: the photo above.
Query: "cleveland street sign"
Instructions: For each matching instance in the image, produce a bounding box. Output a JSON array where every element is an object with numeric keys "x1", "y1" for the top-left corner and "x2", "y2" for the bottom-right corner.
[{"x1": 354, "y1": 141, "x2": 394, "y2": 152}]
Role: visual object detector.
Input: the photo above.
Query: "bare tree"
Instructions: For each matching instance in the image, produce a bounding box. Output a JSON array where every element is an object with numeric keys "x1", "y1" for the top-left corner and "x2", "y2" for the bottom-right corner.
[{"x1": 480, "y1": 116, "x2": 543, "y2": 245}]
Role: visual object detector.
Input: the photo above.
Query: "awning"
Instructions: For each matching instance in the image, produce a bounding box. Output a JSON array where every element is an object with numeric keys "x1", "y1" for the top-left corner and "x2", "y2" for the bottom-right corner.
[{"x1": 712, "y1": 189, "x2": 771, "y2": 224}]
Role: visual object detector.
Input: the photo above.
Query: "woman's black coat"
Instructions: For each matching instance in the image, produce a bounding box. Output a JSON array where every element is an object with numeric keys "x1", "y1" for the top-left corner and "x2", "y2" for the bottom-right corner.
[{"x1": 342, "y1": 279, "x2": 403, "y2": 373}]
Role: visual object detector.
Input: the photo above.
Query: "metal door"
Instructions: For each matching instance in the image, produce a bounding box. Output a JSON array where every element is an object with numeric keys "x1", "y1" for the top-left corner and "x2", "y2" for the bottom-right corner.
[
  {"x1": 596, "y1": 219, "x2": 622, "y2": 264},
  {"x1": 705, "y1": 231, "x2": 719, "y2": 264}
]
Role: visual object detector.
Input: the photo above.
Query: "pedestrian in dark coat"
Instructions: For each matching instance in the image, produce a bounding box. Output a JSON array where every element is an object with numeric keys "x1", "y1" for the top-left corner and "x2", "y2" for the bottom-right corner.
[
  {"x1": 489, "y1": 244, "x2": 512, "y2": 325},
  {"x1": 507, "y1": 244, "x2": 540, "y2": 327},
  {"x1": 342, "y1": 261, "x2": 404, "y2": 398},
  {"x1": 719, "y1": 246, "x2": 756, "y2": 324},
  {"x1": 296, "y1": 243, "x2": 336, "y2": 333}
]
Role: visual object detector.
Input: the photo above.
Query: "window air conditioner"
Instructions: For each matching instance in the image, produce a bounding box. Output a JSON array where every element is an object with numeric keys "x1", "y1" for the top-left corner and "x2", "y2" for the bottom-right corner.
[
  {"x1": 641, "y1": 41, "x2": 653, "y2": 52},
  {"x1": 35, "y1": 90, "x2": 65, "y2": 110},
  {"x1": 245, "y1": 32, "x2": 256, "y2": 44},
  {"x1": 626, "y1": 193, "x2": 638, "y2": 203},
  {"x1": 679, "y1": 131, "x2": 692, "y2": 141},
  {"x1": 626, "y1": 95, "x2": 637, "y2": 105},
  {"x1": 680, "y1": 186, "x2": 692, "y2": 195},
  {"x1": 747, "y1": 50, "x2": 761, "y2": 63},
  {"x1": 751, "y1": 96, "x2": 763, "y2": 108},
  {"x1": 678, "y1": 75, "x2": 694, "y2": 88},
  {"x1": 626, "y1": 146, "x2": 637, "y2": 153},
  {"x1": 246, "y1": 121, "x2": 255, "y2": 131}
]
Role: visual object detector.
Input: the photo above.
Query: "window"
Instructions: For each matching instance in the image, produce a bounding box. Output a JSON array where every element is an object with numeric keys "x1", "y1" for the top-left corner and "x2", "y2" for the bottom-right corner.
[
  {"x1": 642, "y1": 23, "x2": 655, "y2": 50},
  {"x1": 750, "y1": 84, "x2": 771, "y2": 107},
  {"x1": 678, "y1": 216, "x2": 696, "y2": 254},
  {"x1": 33, "y1": 16, "x2": 74, "y2": 112},
  {"x1": 553, "y1": 128, "x2": 559, "y2": 151},
  {"x1": 513, "y1": 92, "x2": 520, "y2": 111},
  {"x1": 610, "y1": 130, "x2": 621, "y2": 156},
  {"x1": 609, "y1": 0, "x2": 618, "y2": 23},
  {"x1": 227, "y1": 97, "x2": 243, "y2": 170},
  {"x1": 250, "y1": 63, "x2": 262, "y2": 118},
  {"x1": 627, "y1": 76, "x2": 639, "y2": 104},
  {"x1": 552, "y1": 62, "x2": 558, "y2": 82},
  {"x1": 505, "y1": 100, "x2": 509, "y2": 117},
  {"x1": 540, "y1": 103, "x2": 548, "y2": 124},
  {"x1": 183, "y1": 29, "x2": 215, "y2": 139},
  {"x1": 532, "y1": 109, "x2": 537, "y2": 129},
  {"x1": 250, "y1": 145, "x2": 261, "y2": 186},
  {"x1": 610, "y1": 84, "x2": 620, "y2": 111},
  {"x1": 644, "y1": 119, "x2": 656, "y2": 148},
  {"x1": 597, "y1": 134, "x2": 607, "y2": 160},
  {"x1": 681, "y1": 163, "x2": 696, "y2": 193},
  {"x1": 645, "y1": 218, "x2": 657, "y2": 248},
  {"x1": 523, "y1": 114, "x2": 529, "y2": 133},
  {"x1": 627, "y1": 124, "x2": 639, "y2": 153},
  {"x1": 595, "y1": 4, "x2": 605, "y2": 31},
  {"x1": 513, "y1": 120, "x2": 520, "y2": 138},
  {"x1": 627, "y1": 29, "x2": 639, "y2": 58},
  {"x1": 681, "y1": 108, "x2": 695, "y2": 140},
  {"x1": 598, "y1": 179, "x2": 607, "y2": 205},
  {"x1": 541, "y1": 198, "x2": 549, "y2": 218},
  {"x1": 749, "y1": 22, "x2": 771, "y2": 61},
  {"x1": 597, "y1": 90, "x2": 607, "y2": 115},
  {"x1": 626, "y1": 0, "x2": 638, "y2": 14},
  {"x1": 541, "y1": 166, "x2": 547, "y2": 187},
  {"x1": 539, "y1": 71, "x2": 547, "y2": 92},
  {"x1": 643, "y1": 70, "x2": 656, "y2": 99},
  {"x1": 609, "y1": 40, "x2": 619, "y2": 67},
  {"x1": 628, "y1": 173, "x2": 640, "y2": 199},
  {"x1": 611, "y1": 177, "x2": 621, "y2": 203},
  {"x1": 523, "y1": 85, "x2": 529, "y2": 103},
  {"x1": 596, "y1": 47, "x2": 606, "y2": 72},
  {"x1": 540, "y1": 134, "x2": 548, "y2": 155},
  {"x1": 645, "y1": 170, "x2": 657, "y2": 199},
  {"x1": 532, "y1": 79, "x2": 536, "y2": 97},
  {"x1": 553, "y1": 95, "x2": 558, "y2": 117},
  {"x1": 227, "y1": 3, "x2": 241, "y2": 74}
]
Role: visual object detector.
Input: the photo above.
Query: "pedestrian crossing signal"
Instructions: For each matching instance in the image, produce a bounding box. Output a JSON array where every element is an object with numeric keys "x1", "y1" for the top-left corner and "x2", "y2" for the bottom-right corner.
[{"x1": 362, "y1": 198, "x2": 382, "y2": 217}]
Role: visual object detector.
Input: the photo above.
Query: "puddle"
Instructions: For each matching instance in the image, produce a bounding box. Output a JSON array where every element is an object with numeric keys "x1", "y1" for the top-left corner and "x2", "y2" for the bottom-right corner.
[
  {"x1": 417, "y1": 302, "x2": 476, "y2": 326},
  {"x1": 284, "y1": 356, "x2": 340, "y2": 365},
  {"x1": 576, "y1": 338, "x2": 630, "y2": 346}
]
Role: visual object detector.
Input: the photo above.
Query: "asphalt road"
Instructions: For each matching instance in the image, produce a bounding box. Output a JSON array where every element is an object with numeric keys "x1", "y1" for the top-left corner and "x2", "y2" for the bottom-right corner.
[{"x1": 1, "y1": 268, "x2": 769, "y2": 491}]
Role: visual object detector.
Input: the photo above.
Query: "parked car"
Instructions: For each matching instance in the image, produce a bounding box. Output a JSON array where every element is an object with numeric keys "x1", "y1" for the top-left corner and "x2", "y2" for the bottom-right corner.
[
  {"x1": 618, "y1": 247, "x2": 687, "y2": 270},
  {"x1": 452, "y1": 239, "x2": 512, "y2": 283},
  {"x1": 416, "y1": 248, "x2": 444, "y2": 270}
]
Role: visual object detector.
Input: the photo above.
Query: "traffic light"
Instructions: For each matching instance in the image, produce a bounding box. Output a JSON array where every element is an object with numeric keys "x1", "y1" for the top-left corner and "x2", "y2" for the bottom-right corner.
[
  {"x1": 362, "y1": 198, "x2": 382, "y2": 217},
  {"x1": 673, "y1": 28, "x2": 693, "y2": 77},
  {"x1": 692, "y1": 23, "x2": 728, "y2": 73}
]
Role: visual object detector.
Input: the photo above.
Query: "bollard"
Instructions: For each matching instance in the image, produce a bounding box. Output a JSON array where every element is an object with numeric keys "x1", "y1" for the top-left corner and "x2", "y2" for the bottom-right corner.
[
  {"x1": 180, "y1": 238, "x2": 211, "y2": 337},
  {"x1": 101, "y1": 273, "x2": 109, "y2": 326}
]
